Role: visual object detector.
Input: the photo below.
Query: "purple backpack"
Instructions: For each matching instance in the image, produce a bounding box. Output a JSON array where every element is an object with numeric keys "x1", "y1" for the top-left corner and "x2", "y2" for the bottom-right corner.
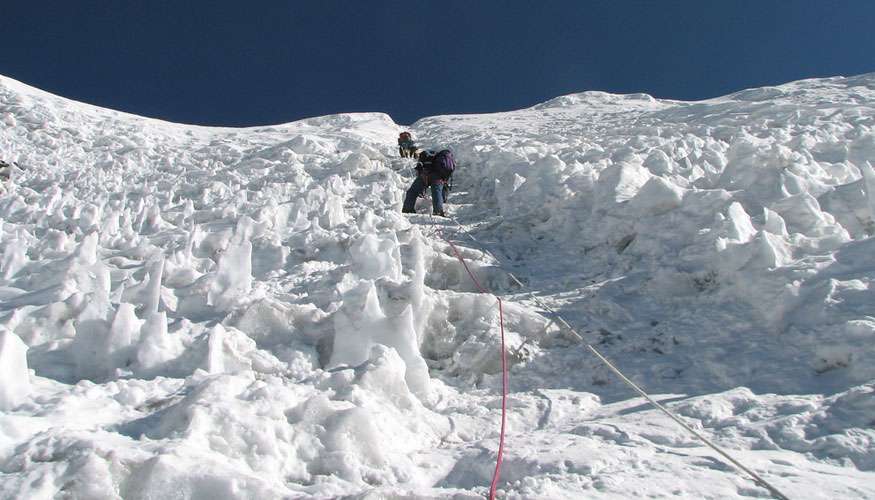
[{"x1": 432, "y1": 149, "x2": 455, "y2": 179}]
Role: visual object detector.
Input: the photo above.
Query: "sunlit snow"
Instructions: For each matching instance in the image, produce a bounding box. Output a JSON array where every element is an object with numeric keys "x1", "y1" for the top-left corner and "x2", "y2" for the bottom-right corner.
[{"x1": 1, "y1": 73, "x2": 874, "y2": 498}]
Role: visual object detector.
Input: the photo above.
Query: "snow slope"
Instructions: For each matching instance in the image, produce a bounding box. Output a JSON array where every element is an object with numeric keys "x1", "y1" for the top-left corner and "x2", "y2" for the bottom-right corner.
[{"x1": 0, "y1": 73, "x2": 874, "y2": 499}]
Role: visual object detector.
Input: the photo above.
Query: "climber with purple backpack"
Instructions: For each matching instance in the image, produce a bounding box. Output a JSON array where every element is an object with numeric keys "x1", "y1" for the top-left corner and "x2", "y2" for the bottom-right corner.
[{"x1": 401, "y1": 149, "x2": 455, "y2": 217}]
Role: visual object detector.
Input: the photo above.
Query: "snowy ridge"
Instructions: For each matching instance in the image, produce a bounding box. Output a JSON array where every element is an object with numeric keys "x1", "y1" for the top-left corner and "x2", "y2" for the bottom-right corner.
[
  {"x1": 0, "y1": 73, "x2": 874, "y2": 498},
  {"x1": 415, "y1": 74, "x2": 875, "y2": 394}
]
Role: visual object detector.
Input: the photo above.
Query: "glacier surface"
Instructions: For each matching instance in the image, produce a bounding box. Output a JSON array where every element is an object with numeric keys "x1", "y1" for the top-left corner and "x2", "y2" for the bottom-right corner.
[{"x1": 1, "y1": 73, "x2": 874, "y2": 498}]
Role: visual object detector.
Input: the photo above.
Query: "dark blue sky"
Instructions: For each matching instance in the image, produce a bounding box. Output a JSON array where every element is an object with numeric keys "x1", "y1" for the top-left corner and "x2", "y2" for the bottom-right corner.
[{"x1": 3, "y1": 1, "x2": 874, "y2": 126}]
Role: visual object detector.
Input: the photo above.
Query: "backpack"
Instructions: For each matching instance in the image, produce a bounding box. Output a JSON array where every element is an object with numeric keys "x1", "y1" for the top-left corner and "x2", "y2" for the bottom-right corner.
[{"x1": 431, "y1": 149, "x2": 455, "y2": 179}]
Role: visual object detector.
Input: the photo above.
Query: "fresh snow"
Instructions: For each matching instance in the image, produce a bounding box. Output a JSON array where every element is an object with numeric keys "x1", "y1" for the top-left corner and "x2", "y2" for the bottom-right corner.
[{"x1": 1, "y1": 72, "x2": 874, "y2": 499}]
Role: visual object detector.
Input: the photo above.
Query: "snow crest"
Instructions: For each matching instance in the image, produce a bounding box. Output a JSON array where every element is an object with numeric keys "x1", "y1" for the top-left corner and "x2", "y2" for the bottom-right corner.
[{"x1": 1, "y1": 73, "x2": 874, "y2": 498}]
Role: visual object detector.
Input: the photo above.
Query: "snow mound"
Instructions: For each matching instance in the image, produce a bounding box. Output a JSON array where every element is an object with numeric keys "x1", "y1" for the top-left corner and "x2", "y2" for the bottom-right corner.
[{"x1": 1, "y1": 72, "x2": 874, "y2": 498}]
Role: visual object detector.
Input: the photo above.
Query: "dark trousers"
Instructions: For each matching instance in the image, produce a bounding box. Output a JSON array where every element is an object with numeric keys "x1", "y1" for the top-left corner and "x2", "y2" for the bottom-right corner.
[{"x1": 402, "y1": 176, "x2": 445, "y2": 214}]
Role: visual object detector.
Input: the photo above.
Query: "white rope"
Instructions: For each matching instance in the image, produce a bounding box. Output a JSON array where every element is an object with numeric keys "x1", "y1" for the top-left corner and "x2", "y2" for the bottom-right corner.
[{"x1": 442, "y1": 215, "x2": 792, "y2": 500}]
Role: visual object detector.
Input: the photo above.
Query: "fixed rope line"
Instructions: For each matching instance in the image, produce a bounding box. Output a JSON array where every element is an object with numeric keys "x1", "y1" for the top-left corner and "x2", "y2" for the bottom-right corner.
[
  {"x1": 426, "y1": 212, "x2": 508, "y2": 500},
  {"x1": 440, "y1": 215, "x2": 791, "y2": 500}
]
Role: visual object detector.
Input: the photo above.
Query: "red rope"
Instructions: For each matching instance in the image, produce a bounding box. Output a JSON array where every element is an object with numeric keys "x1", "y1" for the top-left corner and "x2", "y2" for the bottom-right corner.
[{"x1": 439, "y1": 231, "x2": 508, "y2": 499}]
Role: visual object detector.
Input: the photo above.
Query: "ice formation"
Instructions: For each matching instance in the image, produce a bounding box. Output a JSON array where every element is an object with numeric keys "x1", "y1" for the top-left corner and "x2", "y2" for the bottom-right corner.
[
  {"x1": 0, "y1": 329, "x2": 29, "y2": 410},
  {"x1": 0, "y1": 73, "x2": 874, "y2": 498}
]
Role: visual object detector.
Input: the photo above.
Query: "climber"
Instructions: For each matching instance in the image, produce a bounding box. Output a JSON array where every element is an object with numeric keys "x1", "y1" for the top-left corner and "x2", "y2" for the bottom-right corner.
[
  {"x1": 398, "y1": 132, "x2": 417, "y2": 158},
  {"x1": 401, "y1": 149, "x2": 455, "y2": 217}
]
